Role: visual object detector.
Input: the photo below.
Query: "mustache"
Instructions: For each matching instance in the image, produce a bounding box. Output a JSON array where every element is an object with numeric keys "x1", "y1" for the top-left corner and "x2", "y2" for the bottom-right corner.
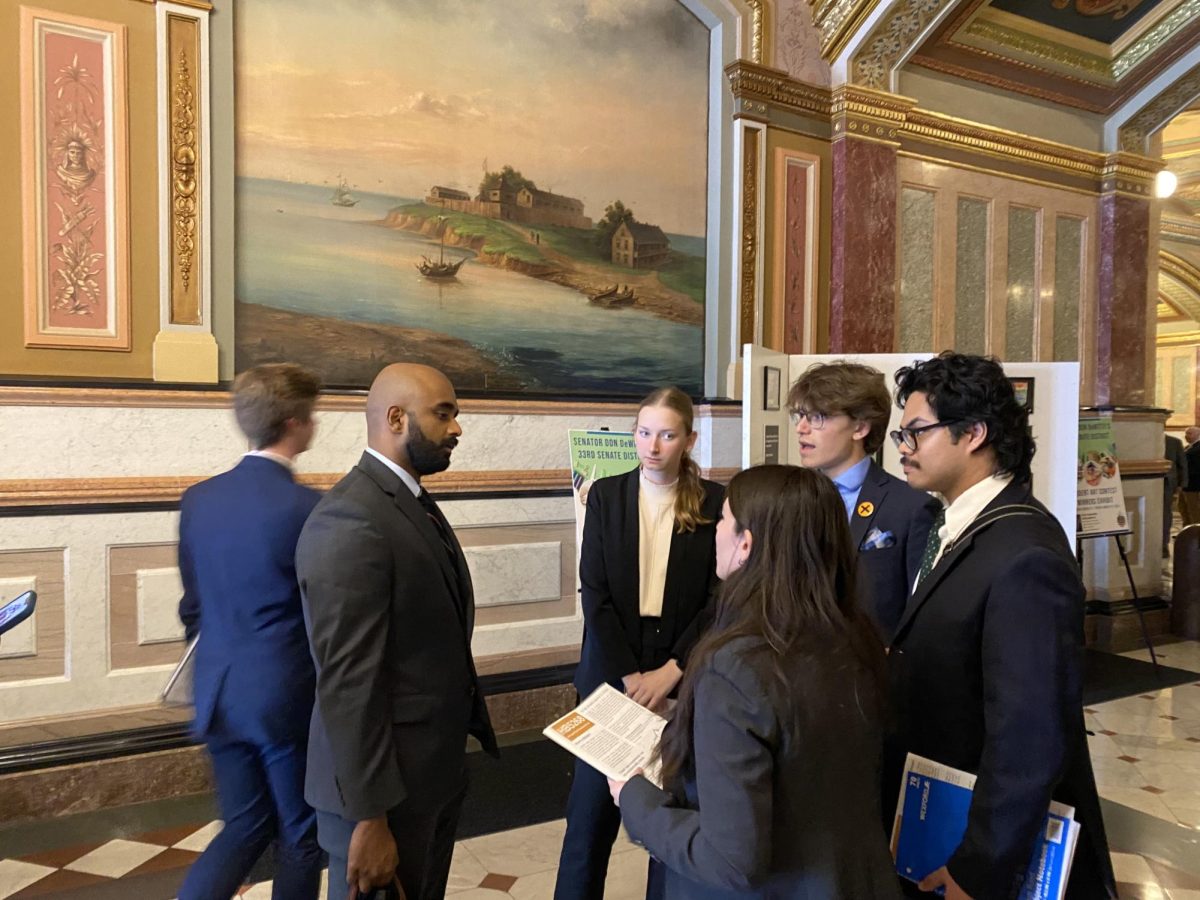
[{"x1": 442, "y1": 437, "x2": 458, "y2": 449}]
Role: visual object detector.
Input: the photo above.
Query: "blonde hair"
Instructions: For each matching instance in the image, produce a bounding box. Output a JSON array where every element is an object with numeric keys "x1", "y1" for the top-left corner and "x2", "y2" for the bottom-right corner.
[
  {"x1": 638, "y1": 387, "x2": 711, "y2": 533},
  {"x1": 232, "y1": 363, "x2": 321, "y2": 449}
]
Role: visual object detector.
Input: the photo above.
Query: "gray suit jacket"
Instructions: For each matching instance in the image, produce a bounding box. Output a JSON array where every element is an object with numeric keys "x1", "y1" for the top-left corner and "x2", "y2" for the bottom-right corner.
[
  {"x1": 620, "y1": 637, "x2": 901, "y2": 899},
  {"x1": 297, "y1": 452, "x2": 497, "y2": 821}
]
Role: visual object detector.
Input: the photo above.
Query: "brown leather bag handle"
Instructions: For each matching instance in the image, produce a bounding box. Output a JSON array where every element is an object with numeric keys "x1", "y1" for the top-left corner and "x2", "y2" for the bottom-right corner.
[{"x1": 347, "y1": 876, "x2": 405, "y2": 900}]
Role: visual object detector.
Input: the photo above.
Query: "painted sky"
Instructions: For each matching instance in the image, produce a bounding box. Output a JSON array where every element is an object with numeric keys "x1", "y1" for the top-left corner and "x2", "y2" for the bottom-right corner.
[{"x1": 235, "y1": 0, "x2": 711, "y2": 236}]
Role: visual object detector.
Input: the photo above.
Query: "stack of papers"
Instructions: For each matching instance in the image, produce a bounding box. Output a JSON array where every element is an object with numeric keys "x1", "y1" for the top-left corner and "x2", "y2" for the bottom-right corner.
[
  {"x1": 543, "y1": 684, "x2": 667, "y2": 787},
  {"x1": 891, "y1": 754, "x2": 1080, "y2": 900}
]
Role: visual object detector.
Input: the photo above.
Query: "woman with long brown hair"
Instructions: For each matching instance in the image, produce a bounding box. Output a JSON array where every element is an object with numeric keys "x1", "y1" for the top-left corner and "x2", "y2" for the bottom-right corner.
[
  {"x1": 609, "y1": 465, "x2": 901, "y2": 899},
  {"x1": 555, "y1": 387, "x2": 724, "y2": 900}
]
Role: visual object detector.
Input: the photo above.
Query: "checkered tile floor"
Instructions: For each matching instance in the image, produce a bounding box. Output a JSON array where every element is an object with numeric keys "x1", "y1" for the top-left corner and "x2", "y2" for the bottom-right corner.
[{"x1": 4, "y1": 643, "x2": 1200, "y2": 898}]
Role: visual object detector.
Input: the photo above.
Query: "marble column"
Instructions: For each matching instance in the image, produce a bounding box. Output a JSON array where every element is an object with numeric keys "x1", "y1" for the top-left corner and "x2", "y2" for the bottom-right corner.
[
  {"x1": 1094, "y1": 154, "x2": 1158, "y2": 406},
  {"x1": 827, "y1": 87, "x2": 914, "y2": 353}
]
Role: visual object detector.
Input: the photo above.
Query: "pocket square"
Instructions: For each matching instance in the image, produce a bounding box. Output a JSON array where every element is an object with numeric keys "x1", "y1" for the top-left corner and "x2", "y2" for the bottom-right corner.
[{"x1": 862, "y1": 527, "x2": 896, "y2": 550}]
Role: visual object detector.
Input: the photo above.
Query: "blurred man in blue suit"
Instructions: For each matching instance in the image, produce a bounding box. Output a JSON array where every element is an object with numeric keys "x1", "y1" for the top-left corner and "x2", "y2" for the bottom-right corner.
[{"x1": 177, "y1": 363, "x2": 325, "y2": 900}]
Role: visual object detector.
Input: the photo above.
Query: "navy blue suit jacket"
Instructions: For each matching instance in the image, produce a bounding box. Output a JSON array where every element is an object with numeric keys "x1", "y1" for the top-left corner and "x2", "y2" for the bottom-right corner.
[
  {"x1": 851, "y1": 460, "x2": 938, "y2": 641},
  {"x1": 178, "y1": 455, "x2": 321, "y2": 747}
]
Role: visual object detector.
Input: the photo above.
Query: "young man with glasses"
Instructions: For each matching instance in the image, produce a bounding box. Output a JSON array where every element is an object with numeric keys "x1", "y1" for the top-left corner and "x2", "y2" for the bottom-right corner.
[
  {"x1": 884, "y1": 352, "x2": 1115, "y2": 900},
  {"x1": 787, "y1": 362, "x2": 938, "y2": 639}
]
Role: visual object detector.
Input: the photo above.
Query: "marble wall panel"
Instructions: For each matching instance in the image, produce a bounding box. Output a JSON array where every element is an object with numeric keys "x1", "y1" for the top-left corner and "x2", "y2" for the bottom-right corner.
[
  {"x1": 899, "y1": 187, "x2": 936, "y2": 352},
  {"x1": 1053, "y1": 217, "x2": 1084, "y2": 362},
  {"x1": 0, "y1": 551, "x2": 65, "y2": 683},
  {"x1": 1096, "y1": 192, "x2": 1150, "y2": 406},
  {"x1": 466, "y1": 542, "x2": 561, "y2": 608},
  {"x1": 954, "y1": 197, "x2": 990, "y2": 355},
  {"x1": 1005, "y1": 207, "x2": 1039, "y2": 362}
]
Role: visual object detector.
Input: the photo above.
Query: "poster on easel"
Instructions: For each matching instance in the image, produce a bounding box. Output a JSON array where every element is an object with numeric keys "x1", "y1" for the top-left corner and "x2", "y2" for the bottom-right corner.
[
  {"x1": 1076, "y1": 416, "x2": 1128, "y2": 537},
  {"x1": 568, "y1": 430, "x2": 640, "y2": 575}
]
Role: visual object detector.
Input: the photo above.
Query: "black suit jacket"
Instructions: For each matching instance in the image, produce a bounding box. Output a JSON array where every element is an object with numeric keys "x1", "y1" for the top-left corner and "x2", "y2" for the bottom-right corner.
[
  {"x1": 1185, "y1": 441, "x2": 1200, "y2": 493},
  {"x1": 297, "y1": 452, "x2": 497, "y2": 822},
  {"x1": 851, "y1": 461, "x2": 937, "y2": 641},
  {"x1": 885, "y1": 480, "x2": 1116, "y2": 900},
  {"x1": 574, "y1": 468, "x2": 724, "y2": 696}
]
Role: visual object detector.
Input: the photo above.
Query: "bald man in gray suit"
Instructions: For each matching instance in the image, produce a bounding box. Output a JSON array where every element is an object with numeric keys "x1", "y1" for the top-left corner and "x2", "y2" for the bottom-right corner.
[{"x1": 297, "y1": 364, "x2": 497, "y2": 900}]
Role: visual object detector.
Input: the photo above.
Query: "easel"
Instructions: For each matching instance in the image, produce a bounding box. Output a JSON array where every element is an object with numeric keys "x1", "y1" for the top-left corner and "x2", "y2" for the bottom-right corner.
[{"x1": 1077, "y1": 529, "x2": 1160, "y2": 674}]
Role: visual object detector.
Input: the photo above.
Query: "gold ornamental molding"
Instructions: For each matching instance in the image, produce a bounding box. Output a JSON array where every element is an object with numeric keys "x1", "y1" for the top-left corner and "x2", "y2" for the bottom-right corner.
[
  {"x1": 831, "y1": 85, "x2": 915, "y2": 146},
  {"x1": 851, "y1": 0, "x2": 955, "y2": 90},
  {"x1": 1119, "y1": 60, "x2": 1200, "y2": 153},
  {"x1": 1163, "y1": 216, "x2": 1200, "y2": 244},
  {"x1": 1158, "y1": 329, "x2": 1200, "y2": 347},
  {"x1": 165, "y1": 13, "x2": 201, "y2": 325},
  {"x1": 739, "y1": 127, "x2": 761, "y2": 345},
  {"x1": 1099, "y1": 152, "x2": 1161, "y2": 198},
  {"x1": 1160, "y1": 250, "x2": 1200, "y2": 300},
  {"x1": 725, "y1": 60, "x2": 832, "y2": 120},
  {"x1": 746, "y1": 0, "x2": 767, "y2": 65},
  {"x1": 0, "y1": 385, "x2": 741, "y2": 417},
  {"x1": 0, "y1": 470, "x2": 574, "y2": 509},
  {"x1": 0, "y1": 466, "x2": 742, "y2": 508},
  {"x1": 810, "y1": 0, "x2": 886, "y2": 63}
]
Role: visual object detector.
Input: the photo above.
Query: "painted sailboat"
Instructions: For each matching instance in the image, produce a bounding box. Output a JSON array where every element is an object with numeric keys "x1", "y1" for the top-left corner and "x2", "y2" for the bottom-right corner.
[
  {"x1": 330, "y1": 175, "x2": 357, "y2": 207},
  {"x1": 417, "y1": 217, "x2": 466, "y2": 278}
]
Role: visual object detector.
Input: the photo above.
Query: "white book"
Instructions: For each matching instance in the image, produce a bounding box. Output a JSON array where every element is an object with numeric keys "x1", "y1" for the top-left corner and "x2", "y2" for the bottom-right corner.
[{"x1": 544, "y1": 684, "x2": 667, "y2": 787}]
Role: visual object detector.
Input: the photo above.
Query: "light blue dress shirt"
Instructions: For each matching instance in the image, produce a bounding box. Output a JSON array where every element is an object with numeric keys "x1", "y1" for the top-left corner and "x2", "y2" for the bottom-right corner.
[{"x1": 831, "y1": 455, "x2": 872, "y2": 521}]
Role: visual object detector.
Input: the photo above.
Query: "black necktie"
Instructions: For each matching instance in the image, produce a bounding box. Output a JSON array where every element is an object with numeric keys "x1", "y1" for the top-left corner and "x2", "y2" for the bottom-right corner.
[
  {"x1": 417, "y1": 489, "x2": 457, "y2": 564},
  {"x1": 914, "y1": 506, "x2": 947, "y2": 590}
]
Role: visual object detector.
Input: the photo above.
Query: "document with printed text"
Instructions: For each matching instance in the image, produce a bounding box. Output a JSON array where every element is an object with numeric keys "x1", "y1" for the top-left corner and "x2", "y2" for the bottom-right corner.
[{"x1": 543, "y1": 684, "x2": 667, "y2": 787}]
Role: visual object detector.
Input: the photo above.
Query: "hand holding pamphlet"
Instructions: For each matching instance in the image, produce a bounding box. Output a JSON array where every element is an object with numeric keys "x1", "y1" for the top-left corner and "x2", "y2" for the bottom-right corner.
[
  {"x1": 543, "y1": 684, "x2": 667, "y2": 788},
  {"x1": 891, "y1": 754, "x2": 1080, "y2": 900}
]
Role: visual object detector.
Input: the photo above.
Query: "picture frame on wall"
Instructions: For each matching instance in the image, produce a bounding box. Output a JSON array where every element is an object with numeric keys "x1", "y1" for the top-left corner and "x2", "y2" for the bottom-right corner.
[
  {"x1": 764, "y1": 365, "x2": 781, "y2": 411},
  {"x1": 1010, "y1": 377, "x2": 1035, "y2": 414},
  {"x1": 20, "y1": 8, "x2": 130, "y2": 351}
]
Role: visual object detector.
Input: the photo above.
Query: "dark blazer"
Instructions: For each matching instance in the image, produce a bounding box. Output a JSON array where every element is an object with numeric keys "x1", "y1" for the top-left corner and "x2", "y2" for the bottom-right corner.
[
  {"x1": 621, "y1": 637, "x2": 902, "y2": 899},
  {"x1": 1186, "y1": 441, "x2": 1200, "y2": 493},
  {"x1": 296, "y1": 452, "x2": 497, "y2": 822},
  {"x1": 1166, "y1": 435, "x2": 1187, "y2": 492},
  {"x1": 850, "y1": 461, "x2": 937, "y2": 641},
  {"x1": 574, "y1": 469, "x2": 724, "y2": 696},
  {"x1": 884, "y1": 480, "x2": 1117, "y2": 900},
  {"x1": 178, "y1": 455, "x2": 320, "y2": 746}
]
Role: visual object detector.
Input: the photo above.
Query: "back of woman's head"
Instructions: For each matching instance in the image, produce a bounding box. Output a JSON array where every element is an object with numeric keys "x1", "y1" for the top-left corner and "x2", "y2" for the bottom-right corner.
[
  {"x1": 656, "y1": 465, "x2": 886, "y2": 783},
  {"x1": 722, "y1": 465, "x2": 859, "y2": 647}
]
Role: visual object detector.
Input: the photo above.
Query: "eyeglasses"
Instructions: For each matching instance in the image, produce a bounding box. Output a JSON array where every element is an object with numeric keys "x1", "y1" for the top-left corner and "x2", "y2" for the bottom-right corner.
[
  {"x1": 788, "y1": 408, "x2": 833, "y2": 430},
  {"x1": 889, "y1": 419, "x2": 963, "y2": 451}
]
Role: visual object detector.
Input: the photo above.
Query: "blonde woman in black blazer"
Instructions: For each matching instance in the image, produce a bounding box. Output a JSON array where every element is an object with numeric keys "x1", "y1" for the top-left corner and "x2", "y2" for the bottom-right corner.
[{"x1": 555, "y1": 387, "x2": 723, "y2": 900}]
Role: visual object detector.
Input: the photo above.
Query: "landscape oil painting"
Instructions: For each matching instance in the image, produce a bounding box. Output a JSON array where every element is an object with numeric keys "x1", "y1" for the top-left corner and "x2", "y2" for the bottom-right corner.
[{"x1": 234, "y1": 0, "x2": 710, "y2": 395}]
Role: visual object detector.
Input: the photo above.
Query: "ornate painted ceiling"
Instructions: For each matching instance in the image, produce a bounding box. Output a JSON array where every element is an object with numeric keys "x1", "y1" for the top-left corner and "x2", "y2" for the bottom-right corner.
[{"x1": 908, "y1": 0, "x2": 1200, "y2": 113}]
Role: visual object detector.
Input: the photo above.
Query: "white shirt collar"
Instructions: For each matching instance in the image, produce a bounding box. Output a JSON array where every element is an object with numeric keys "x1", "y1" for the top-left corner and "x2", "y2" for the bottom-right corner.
[
  {"x1": 938, "y1": 473, "x2": 1013, "y2": 551},
  {"x1": 244, "y1": 450, "x2": 294, "y2": 471},
  {"x1": 364, "y1": 447, "x2": 422, "y2": 497}
]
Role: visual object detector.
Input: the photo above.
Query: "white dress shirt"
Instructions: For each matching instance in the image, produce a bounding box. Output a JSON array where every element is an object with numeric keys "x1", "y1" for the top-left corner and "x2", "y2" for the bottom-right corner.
[
  {"x1": 245, "y1": 449, "x2": 294, "y2": 471},
  {"x1": 929, "y1": 473, "x2": 1013, "y2": 570},
  {"x1": 365, "y1": 447, "x2": 421, "y2": 498}
]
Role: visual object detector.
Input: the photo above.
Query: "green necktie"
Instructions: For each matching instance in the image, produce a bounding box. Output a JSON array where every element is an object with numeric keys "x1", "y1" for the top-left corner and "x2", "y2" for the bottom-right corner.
[{"x1": 915, "y1": 506, "x2": 947, "y2": 588}]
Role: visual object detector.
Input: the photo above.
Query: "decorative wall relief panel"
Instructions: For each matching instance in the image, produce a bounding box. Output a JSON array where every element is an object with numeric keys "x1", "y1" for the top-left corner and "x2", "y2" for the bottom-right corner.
[
  {"x1": 233, "y1": 0, "x2": 711, "y2": 395},
  {"x1": 109, "y1": 543, "x2": 186, "y2": 670},
  {"x1": 165, "y1": 12, "x2": 202, "y2": 327},
  {"x1": 20, "y1": 8, "x2": 130, "y2": 351}
]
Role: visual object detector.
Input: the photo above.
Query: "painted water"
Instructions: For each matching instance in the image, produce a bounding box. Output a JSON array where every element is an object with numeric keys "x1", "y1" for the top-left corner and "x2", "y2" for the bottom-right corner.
[{"x1": 236, "y1": 177, "x2": 704, "y2": 394}]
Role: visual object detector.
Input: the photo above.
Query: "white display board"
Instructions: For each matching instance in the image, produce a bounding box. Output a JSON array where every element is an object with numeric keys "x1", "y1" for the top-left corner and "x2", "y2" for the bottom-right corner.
[{"x1": 742, "y1": 345, "x2": 1080, "y2": 540}]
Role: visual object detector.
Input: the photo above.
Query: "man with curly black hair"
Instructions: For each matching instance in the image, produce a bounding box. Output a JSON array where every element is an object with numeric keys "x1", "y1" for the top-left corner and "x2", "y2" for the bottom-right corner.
[{"x1": 883, "y1": 352, "x2": 1116, "y2": 900}]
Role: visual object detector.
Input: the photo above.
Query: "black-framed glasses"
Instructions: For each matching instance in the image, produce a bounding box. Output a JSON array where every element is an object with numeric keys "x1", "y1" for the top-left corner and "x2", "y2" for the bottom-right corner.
[
  {"x1": 889, "y1": 419, "x2": 963, "y2": 451},
  {"x1": 788, "y1": 408, "x2": 834, "y2": 430}
]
